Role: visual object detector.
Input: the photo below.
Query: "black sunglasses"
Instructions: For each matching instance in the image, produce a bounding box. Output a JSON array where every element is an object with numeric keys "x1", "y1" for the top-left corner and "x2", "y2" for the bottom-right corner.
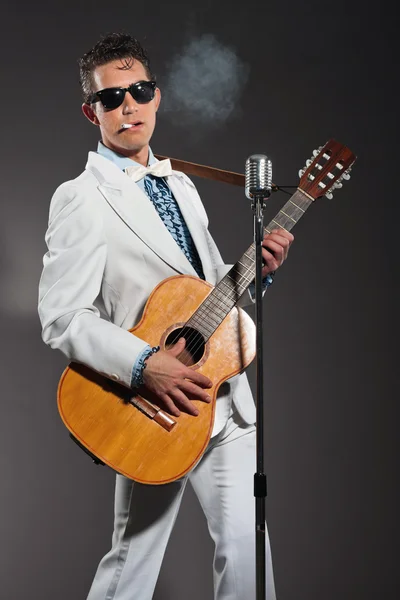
[{"x1": 88, "y1": 80, "x2": 157, "y2": 110}]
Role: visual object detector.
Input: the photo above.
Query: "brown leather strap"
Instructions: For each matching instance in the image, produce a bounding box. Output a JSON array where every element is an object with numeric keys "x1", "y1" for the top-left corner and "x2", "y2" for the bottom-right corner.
[{"x1": 154, "y1": 154, "x2": 245, "y2": 187}]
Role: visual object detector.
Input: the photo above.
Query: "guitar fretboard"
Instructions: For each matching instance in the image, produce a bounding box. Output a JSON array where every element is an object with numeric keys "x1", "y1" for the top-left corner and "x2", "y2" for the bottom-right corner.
[{"x1": 186, "y1": 189, "x2": 313, "y2": 340}]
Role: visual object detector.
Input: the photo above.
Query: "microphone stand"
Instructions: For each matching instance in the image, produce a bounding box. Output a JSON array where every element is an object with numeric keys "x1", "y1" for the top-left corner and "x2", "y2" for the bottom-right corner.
[{"x1": 253, "y1": 191, "x2": 269, "y2": 600}]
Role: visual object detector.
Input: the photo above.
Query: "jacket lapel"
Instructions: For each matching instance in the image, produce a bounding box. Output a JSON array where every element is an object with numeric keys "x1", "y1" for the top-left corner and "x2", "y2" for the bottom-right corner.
[{"x1": 86, "y1": 152, "x2": 198, "y2": 277}]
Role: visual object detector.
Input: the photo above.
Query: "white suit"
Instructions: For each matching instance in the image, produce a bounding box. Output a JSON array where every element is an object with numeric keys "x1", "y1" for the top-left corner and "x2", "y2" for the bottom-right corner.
[{"x1": 38, "y1": 151, "x2": 276, "y2": 599}]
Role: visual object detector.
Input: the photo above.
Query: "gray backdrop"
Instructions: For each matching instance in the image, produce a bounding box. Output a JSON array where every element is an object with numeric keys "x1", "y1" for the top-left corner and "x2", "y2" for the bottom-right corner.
[{"x1": 0, "y1": 1, "x2": 397, "y2": 599}]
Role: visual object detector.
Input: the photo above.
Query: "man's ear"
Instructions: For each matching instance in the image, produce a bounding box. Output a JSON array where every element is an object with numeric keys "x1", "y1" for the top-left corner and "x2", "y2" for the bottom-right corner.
[
  {"x1": 82, "y1": 103, "x2": 100, "y2": 125},
  {"x1": 154, "y1": 87, "x2": 161, "y2": 112}
]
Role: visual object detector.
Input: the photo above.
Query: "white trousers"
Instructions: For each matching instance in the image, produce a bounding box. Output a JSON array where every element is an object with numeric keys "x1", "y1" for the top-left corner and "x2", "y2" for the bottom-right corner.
[{"x1": 87, "y1": 412, "x2": 276, "y2": 600}]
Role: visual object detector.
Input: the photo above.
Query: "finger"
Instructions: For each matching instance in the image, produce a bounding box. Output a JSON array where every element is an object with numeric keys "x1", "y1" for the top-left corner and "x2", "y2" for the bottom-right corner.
[
  {"x1": 170, "y1": 388, "x2": 200, "y2": 416},
  {"x1": 261, "y1": 249, "x2": 279, "y2": 273},
  {"x1": 179, "y1": 379, "x2": 212, "y2": 403},
  {"x1": 263, "y1": 232, "x2": 291, "y2": 248},
  {"x1": 263, "y1": 240, "x2": 285, "y2": 262},
  {"x1": 169, "y1": 337, "x2": 186, "y2": 357},
  {"x1": 263, "y1": 229, "x2": 294, "y2": 249},
  {"x1": 266, "y1": 229, "x2": 294, "y2": 244},
  {"x1": 262, "y1": 246, "x2": 281, "y2": 266},
  {"x1": 182, "y1": 367, "x2": 213, "y2": 388},
  {"x1": 159, "y1": 392, "x2": 181, "y2": 417},
  {"x1": 263, "y1": 236, "x2": 291, "y2": 261}
]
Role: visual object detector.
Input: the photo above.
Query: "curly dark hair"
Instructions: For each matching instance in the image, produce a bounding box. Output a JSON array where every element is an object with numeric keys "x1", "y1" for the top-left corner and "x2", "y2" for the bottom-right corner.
[{"x1": 78, "y1": 32, "x2": 156, "y2": 103}]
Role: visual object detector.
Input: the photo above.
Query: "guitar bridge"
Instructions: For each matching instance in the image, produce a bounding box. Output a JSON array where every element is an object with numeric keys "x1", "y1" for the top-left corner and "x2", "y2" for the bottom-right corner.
[{"x1": 129, "y1": 396, "x2": 177, "y2": 432}]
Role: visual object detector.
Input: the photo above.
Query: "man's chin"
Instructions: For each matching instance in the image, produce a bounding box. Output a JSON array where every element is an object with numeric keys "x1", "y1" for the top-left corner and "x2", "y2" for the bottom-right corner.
[{"x1": 105, "y1": 138, "x2": 150, "y2": 160}]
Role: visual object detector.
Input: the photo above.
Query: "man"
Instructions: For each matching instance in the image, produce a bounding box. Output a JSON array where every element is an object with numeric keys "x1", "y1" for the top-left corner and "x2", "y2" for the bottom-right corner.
[{"x1": 38, "y1": 33, "x2": 293, "y2": 600}]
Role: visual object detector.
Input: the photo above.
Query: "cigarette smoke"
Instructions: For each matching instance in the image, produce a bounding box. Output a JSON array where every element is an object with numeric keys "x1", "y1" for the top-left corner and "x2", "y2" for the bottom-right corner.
[{"x1": 161, "y1": 35, "x2": 249, "y2": 131}]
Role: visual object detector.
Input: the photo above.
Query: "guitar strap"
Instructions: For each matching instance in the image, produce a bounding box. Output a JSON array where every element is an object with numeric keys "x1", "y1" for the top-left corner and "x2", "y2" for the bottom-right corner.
[{"x1": 154, "y1": 154, "x2": 278, "y2": 191}]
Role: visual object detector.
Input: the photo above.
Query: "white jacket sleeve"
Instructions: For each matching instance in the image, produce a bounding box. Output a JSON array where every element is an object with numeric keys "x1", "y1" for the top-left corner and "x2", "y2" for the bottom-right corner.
[{"x1": 38, "y1": 183, "x2": 149, "y2": 387}]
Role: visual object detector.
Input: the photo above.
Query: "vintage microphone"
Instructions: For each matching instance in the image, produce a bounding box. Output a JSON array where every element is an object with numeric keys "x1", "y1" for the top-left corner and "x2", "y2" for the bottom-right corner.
[{"x1": 245, "y1": 154, "x2": 272, "y2": 600}]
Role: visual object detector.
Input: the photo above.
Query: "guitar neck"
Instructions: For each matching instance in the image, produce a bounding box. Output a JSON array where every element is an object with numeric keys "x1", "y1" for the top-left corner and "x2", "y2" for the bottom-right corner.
[{"x1": 186, "y1": 189, "x2": 313, "y2": 340}]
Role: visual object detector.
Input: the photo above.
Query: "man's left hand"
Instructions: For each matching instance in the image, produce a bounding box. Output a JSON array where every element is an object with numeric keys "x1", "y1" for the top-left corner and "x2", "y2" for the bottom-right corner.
[{"x1": 261, "y1": 228, "x2": 294, "y2": 278}]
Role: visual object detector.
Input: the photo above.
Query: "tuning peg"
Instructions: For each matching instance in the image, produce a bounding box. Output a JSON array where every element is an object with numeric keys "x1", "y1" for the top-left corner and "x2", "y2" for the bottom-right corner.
[
  {"x1": 299, "y1": 158, "x2": 314, "y2": 175},
  {"x1": 325, "y1": 178, "x2": 345, "y2": 198},
  {"x1": 342, "y1": 171, "x2": 351, "y2": 180},
  {"x1": 312, "y1": 146, "x2": 323, "y2": 157}
]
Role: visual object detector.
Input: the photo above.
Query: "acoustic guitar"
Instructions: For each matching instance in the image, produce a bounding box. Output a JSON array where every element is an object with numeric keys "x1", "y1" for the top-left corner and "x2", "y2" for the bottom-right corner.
[{"x1": 57, "y1": 139, "x2": 356, "y2": 484}]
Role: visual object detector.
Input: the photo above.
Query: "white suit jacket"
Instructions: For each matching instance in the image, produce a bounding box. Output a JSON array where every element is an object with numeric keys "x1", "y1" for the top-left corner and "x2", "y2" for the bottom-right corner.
[{"x1": 38, "y1": 151, "x2": 256, "y2": 435}]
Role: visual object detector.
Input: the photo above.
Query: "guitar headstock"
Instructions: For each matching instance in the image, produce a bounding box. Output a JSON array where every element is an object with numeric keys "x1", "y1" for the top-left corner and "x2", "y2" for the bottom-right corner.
[{"x1": 298, "y1": 139, "x2": 356, "y2": 200}]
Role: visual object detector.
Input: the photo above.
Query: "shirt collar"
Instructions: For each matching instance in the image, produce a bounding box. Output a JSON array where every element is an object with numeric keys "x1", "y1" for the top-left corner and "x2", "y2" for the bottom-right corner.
[{"x1": 96, "y1": 141, "x2": 156, "y2": 171}]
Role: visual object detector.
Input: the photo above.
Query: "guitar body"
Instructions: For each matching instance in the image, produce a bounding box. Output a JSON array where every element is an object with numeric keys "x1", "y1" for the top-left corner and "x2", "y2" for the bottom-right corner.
[{"x1": 58, "y1": 274, "x2": 256, "y2": 485}]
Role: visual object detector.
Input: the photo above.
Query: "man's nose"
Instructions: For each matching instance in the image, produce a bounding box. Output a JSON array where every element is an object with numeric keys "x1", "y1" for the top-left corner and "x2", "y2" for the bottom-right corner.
[{"x1": 122, "y1": 91, "x2": 139, "y2": 113}]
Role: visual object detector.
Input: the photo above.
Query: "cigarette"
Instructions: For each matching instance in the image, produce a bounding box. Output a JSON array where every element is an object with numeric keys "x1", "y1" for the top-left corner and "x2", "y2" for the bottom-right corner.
[{"x1": 121, "y1": 123, "x2": 133, "y2": 129}]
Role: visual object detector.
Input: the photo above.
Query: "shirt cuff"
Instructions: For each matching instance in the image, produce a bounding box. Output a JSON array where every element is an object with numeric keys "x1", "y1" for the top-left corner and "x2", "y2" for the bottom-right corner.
[
  {"x1": 249, "y1": 272, "x2": 274, "y2": 298},
  {"x1": 130, "y1": 344, "x2": 152, "y2": 388}
]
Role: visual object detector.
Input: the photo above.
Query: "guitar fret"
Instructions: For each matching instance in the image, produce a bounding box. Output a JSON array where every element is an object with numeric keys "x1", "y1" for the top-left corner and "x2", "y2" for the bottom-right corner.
[
  {"x1": 244, "y1": 253, "x2": 255, "y2": 264},
  {"x1": 220, "y1": 278, "x2": 242, "y2": 295},
  {"x1": 271, "y1": 218, "x2": 288, "y2": 231},
  {"x1": 198, "y1": 309, "x2": 222, "y2": 329},
  {"x1": 286, "y1": 201, "x2": 306, "y2": 222},
  {"x1": 232, "y1": 271, "x2": 253, "y2": 286},
  {"x1": 207, "y1": 294, "x2": 230, "y2": 310},
  {"x1": 236, "y1": 256, "x2": 253, "y2": 267},
  {"x1": 211, "y1": 287, "x2": 230, "y2": 301},
  {"x1": 209, "y1": 295, "x2": 233, "y2": 314},
  {"x1": 238, "y1": 265, "x2": 251, "y2": 279},
  {"x1": 202, "y1": 299, "x2": 232, "y2": 322},
  {"x1": 212, "y1": 284, "x2": 236, "y2": 303},
  {"x1": 195, "y1": 303, "x2": 220, "y2": 321},
  {"x1": 289, "y1": 191, "x2": 312, "y2": 211},
  {"x1": 280, "y1": 209, "x2": 296, "y2": 223},
  {"x1": 289, "y1": 199, "x2": 305, "y2": 212},
  {"x1": 230, "y1": 268, "x2": 254, "y2": 285},
  {"x1": 187, "y1": 315, "x2": 206, "y2": 331},
  {"x1": 238, "y1": 259, "x2": 253, "y2": 270},
  {"x1": 192, "y1": 321, "x2": 214, "y2": 338},
  {"x1": 226, "y1": 276, "x2": 247, "y2": 292},
  {"x1": 226, "y1": 272, "x2": 248, "y2": 285}
]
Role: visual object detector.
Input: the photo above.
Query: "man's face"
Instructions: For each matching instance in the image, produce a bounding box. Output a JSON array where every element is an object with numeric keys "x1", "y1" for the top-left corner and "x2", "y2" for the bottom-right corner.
[{"x1": 83, "y1": 59, "x2": 161, "y2": 163}]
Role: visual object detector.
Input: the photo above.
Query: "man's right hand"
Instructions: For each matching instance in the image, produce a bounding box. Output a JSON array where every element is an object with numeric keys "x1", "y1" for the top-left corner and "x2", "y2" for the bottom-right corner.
[{"x1": 142, "y1": 338, "x2": 213, "y2": 417}]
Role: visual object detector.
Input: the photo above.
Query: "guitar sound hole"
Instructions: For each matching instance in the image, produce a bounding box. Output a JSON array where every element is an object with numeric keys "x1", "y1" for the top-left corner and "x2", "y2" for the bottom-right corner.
[{"x1": 165, "y1": 327, "x2": 205, "y2": 366}]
